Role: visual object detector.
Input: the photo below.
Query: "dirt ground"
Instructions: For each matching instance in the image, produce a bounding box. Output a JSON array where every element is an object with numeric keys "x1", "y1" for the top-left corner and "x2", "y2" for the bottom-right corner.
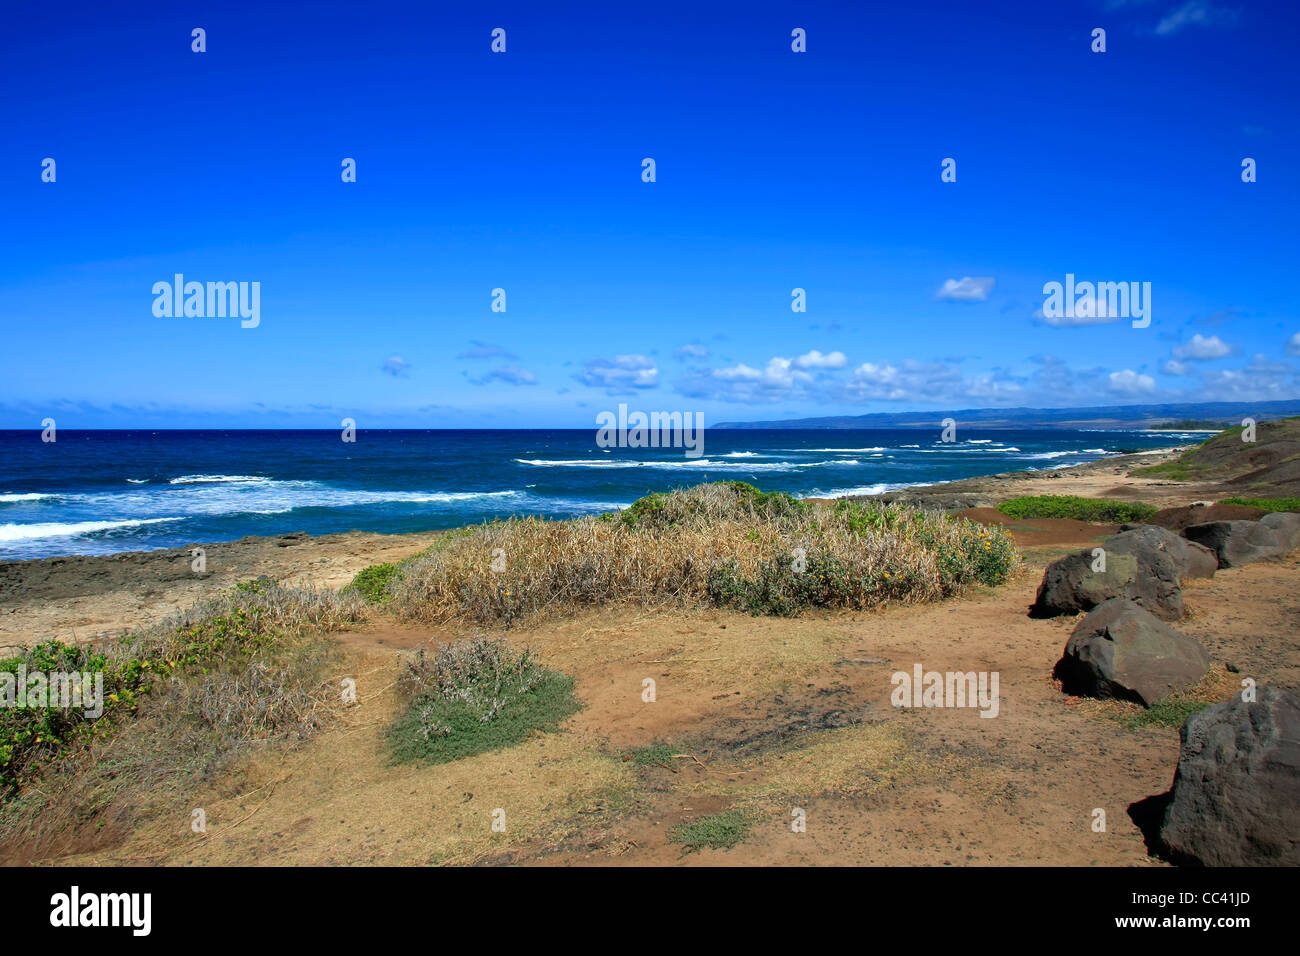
[{"x1": 36, "y1": 542, "x2": 1298, "y2": 868}]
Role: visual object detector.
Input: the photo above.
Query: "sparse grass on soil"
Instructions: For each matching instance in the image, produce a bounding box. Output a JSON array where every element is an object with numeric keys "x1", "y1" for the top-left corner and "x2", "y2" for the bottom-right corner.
[
  {"x1": 625, "y1": 743, "x2": 680, "y2": 768},
  {"x1": 669, "y1": 807, "x2": 755, "y2": 852},
  {"x1": 996, "y1": 495, "x2": 1157, "y2": 524},
  {"x1": 388, "y1": 482, "x2": 1018, "y2": 626},
  {"x1": 1068, "y1": 666, "x2": 1239, "y2": 730},
  {"x1": 1219, "y1": 496, "x2": 1300, "y2": 513},
  {"x1": 388, "y1": 636, "x2": 582, "y2": 766},
  {"x1": 0, "y1": 578, "x2": 363, "y2": 860}
]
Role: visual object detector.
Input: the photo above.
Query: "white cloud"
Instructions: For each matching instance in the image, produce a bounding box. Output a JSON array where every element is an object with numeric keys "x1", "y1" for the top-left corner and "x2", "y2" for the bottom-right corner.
[
  {"x1": 1287, "y1": 332, "x2": 1300, "y2": 356},
  {"x1": 1108, "y1": 369, "x2": 1156, "y2": 394},
  {"x1": 471, "y1": 366, "x2": 537, "y2": 386},
  {"x1": 1162, "y1": 360, "x2": 1189, "y2": 376},
  {"x1": 1172, "y1": 333, "x2": 1233, "y2": 360},
  {"x1": 936, "y1": 277, "x2": 995, "y2": 302},
  {"x1": 673, "y1": 343, "x2": 709, "y2": 360},
  {"x1": 1155, "y1": 0, "x2": 1237, "y2": 35},
  {"x1": 1199, "y1": 355, "x2": 1300, "y2": 401},
  {"x1": 578, "y1": 354, "x2": 659, "y2": 393},
  {"x1": 793, "y1": 349, "x2": 847, "y2": 369},
  {"x1": 457, "y1": 341, "x2": 517, "y2": 361},
  {"x1": 381, "y1": 356, "x2": 411, "y2": 377}
]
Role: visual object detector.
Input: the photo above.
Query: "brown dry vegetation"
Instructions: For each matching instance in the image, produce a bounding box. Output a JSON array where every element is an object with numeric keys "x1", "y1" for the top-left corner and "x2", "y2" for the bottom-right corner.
[{"x1": 388, "y1": 483, "x2": 1018, "y2": 626}]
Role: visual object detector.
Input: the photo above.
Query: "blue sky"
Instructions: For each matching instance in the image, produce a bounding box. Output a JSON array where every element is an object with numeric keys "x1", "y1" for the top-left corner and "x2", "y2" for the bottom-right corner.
[{"x1": 2, "y1": 0, "x2": 1297, "y2": 428}]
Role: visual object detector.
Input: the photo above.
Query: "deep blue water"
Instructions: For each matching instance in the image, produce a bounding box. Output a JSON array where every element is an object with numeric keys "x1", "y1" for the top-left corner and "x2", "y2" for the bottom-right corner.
[{"x1": 0, "y1": 428, "x2": 1203, "y2": 560}]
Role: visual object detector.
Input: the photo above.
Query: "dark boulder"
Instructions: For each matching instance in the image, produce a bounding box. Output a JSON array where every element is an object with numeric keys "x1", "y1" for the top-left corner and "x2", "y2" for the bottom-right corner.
[
  {"x1": 1184, "y1": 520, "x2": 1287, "y2": 568},
  {"x1": 1159, "y1": 686, "x2": 1300, "y2": 866},
  {"x1": 1031, "y1": 536, "x2": 1184, "y2": 621},
  {"x1": 1260, "y1": 511, "x2": 1300, "y2": 551},
  {"x1": 1055, "y1": 599, "x2": 1209, "y2": 706},
  {"x1": 1108, "y1": 525, "x2": 1218, "y2": 579}
]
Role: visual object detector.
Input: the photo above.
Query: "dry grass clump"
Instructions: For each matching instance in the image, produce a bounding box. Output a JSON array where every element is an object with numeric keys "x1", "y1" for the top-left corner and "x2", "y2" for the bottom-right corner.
[
  {"x1": 387, "y1": 482, "x2": 1018, "y2": 626},
  {"x1": 0, "y1": 578, "x2": 362, "y2": 863}
]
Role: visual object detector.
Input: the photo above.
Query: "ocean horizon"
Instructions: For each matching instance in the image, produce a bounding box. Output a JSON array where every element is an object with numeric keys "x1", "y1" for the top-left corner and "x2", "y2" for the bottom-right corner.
[{"x1": 0, "y1": 427, "x2": 1202, "y2": 561}]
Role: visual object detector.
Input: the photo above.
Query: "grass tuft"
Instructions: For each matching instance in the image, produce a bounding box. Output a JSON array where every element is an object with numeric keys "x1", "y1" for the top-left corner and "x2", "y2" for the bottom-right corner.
[
  {"x1": 388, "y1": 636, "x2": 582, "y2": 766},
  {"x1": 669, "y1": 808, "x2": 755, "y2": 852}
]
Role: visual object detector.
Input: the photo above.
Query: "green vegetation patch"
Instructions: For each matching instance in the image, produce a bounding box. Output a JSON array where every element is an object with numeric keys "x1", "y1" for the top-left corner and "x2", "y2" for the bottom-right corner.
[
  {"x1": 1218, "y1": 496, "x2": 1300, "y2": 513},
  {"x1": 388, "y1": 637, "x2": 582, "y2": 765},
  {"x1": 1115, "y1": 693, "x2": 1215, "y2": 731},
  {"x1": 996, "y1": 495, "x2": 1157, "y2": 524},
  {"x1": 347, "y1": 562, "x2": 401, "y2": 604},
  {"x1": 669, "y1": 808, "x2": 755, "y2": 852},
  {"x1": 619, "y1": 480, "x2": 807, "y2": 530},
  {"x1": 624, "y1": 743, "x2": 680, "y2": 768}
]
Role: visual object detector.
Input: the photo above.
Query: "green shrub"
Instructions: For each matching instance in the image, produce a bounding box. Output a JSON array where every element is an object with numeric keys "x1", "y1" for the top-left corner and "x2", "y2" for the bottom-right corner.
[
  {"x1": 1218, "y1": 496, "x2": 1300, "y2": 513},
  {"x1": 619, "y1": 480, "x2": 806, "y2": 530},
  {"x1": 347, "y1": 562, "x2": 401, "y2": 603},
  {"x1": 388, "y1": 637, "x2": 582, "y2": 765},
  {"x1": 996, "y1": 495, "x2": 1157, "y2": 523},
  {"x1": 0, "y1": 580, "x2": 362, "y2": 802}
]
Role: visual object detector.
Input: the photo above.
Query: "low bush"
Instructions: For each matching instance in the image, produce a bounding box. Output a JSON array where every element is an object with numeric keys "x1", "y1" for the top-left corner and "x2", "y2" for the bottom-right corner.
[
  {"x1": 388, "y1": 636, "x2": 581, "y2": 765},
  {"x1": 996, "y1": 495, "x2": 1157, "y2": 524},
  {"x1": 1218, "y1": 496, "x2": 1300, "y2": 513}
]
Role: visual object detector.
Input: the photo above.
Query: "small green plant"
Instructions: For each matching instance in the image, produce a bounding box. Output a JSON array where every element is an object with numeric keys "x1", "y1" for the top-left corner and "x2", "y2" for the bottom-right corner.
[
  {"x1": 1115, "y1": 693, "x2": 1215, "y2": 731},
  {"x1": 388, "y1": 637, "x2": 582, "y2": 765},
  {"x1": 625, "y1": 743, "x2": 679, "y2": 767},
  {"x1": 347, "y1": 562, "x2": 401, "y2": 603},
  {"x1": 996, "y1": 495, "x2": 1157, "y2": 523},
  {"x1": 669, "y1": 808, "x2": 754, "y2": 852},
  {"x1": 1218, "y1": 496, "x2": 1300, "y2": 513}
]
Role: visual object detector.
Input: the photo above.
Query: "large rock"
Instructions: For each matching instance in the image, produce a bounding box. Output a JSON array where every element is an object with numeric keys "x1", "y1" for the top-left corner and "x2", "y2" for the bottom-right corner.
[
  {"x1": 1184, "y1": 520, "x2": 1287, "y2": 568},
  {"x1": 1159, "y1": 686, "x2": 1300, "y2": 866},
  {"x1": 1030, "y1": 536, "x2": 1184, "y2": 620},
  {"x1": 1055, "y1": 599, "x2": 1209, "y2": 705},
  {"x1": 1260, "y1": 511, "x2": 1300, "y2": 551},
  {"x1": 1108, "y1": 525, "x2": 1218, "y2": 579}
]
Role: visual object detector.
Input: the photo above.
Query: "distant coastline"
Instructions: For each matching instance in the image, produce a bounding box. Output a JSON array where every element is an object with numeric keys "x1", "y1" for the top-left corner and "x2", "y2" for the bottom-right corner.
[{"x1": 714, "y1": 399, "x2": 1300, "y2": 430}]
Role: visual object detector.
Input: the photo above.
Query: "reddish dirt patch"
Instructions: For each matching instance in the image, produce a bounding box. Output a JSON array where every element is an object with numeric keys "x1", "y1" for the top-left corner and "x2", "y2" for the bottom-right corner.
[
  {"x1": 1146, "y1": 503, "x2": 1268, "y2": 532},
  {"x1": 956, "y1": 508, "x2": 1118, "y2": 548}
]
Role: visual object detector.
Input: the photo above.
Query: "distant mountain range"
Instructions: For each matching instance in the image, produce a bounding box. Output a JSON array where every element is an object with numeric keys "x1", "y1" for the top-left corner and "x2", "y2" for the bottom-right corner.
[{"x1": 714, "y1": 400, "x2": 1300, "y2": 430}]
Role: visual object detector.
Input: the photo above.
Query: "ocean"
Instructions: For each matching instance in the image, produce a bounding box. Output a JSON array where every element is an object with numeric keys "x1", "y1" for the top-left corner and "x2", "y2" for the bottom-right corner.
[{"x1": 0, "y1": 428, "x2": 1200, "y2": 561}]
